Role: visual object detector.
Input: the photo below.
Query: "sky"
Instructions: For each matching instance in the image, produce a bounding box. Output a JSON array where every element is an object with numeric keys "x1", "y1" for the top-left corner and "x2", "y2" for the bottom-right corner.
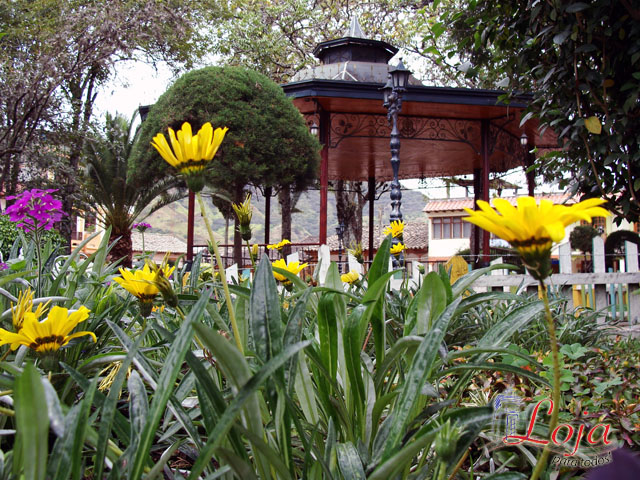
[{"x1": 94, "y1": 60, "x2": 175, "y2": 125}]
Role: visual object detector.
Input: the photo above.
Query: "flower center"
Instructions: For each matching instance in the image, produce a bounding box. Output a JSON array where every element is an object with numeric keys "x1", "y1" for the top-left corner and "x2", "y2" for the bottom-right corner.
[{"x1": 30, "y1": 335, "x2": 65, "y2": 352}]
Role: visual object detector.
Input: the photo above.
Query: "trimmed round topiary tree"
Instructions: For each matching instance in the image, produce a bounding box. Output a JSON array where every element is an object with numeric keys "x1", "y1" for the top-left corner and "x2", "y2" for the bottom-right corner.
[{"x1": 131, "y1": 66, "x2": 320, "y2": 262}]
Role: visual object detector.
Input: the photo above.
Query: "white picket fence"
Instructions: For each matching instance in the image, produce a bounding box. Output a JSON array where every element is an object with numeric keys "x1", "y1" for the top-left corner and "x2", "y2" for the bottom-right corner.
[
  {"x1": 473, "y1": 237, "x2": 640, "y2": 324},
  {"x1": 218, "y1": 237, "x2": 640, "y2": 323}
]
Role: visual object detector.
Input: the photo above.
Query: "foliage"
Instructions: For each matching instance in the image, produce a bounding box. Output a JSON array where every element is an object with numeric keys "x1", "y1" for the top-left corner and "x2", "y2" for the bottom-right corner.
[
  {"x1": 0, "y1": 214, "x2": 64, "y2": 261},
  {"x1": 81, "y1": 113, "x2": 184, "y2": 266},
  {"x1": 132, "y1": 66, "x2": 320, "y2": 260},
  {"x1": 570, "y1": 225, "x2": 600, "y2": 254},
  {"x1": 0, "y1": 0, "x2": 209, "y2": 241},
  {"x1": 428, "y1": 0, "x2": 640, "y2": 223}
]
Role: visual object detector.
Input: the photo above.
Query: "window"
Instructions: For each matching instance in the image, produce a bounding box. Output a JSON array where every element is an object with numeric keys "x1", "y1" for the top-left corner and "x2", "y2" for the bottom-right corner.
[
  {"x1": 581, "y1": 217, "x2": 606, "y2": 232},
  {"x1": 432, "y1": 216, "x2": 471, "y2": 239}
]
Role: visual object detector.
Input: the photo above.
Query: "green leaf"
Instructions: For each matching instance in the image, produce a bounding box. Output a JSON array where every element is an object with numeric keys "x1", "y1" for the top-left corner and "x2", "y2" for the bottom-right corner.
[
  {"x1": 336, "y1": 442, "x2": 366, "y2": 480},
  {"x1": 565, "y1": 2, "x2": 589, "y2": 13},
  {"x1": 250, "y1": 254, "x2": 283, "y2": 364},
  {"x1": 283, "y1": 288, "x2": 312, "y2": 391},
  {"x1": 441, "y1": 363, "x2": 550, "y2": 387},
  {"x1": 15, "y1": 363, "x2": 49, "y2": 480},
  {"x1": 379, "y1": 297, "x2": 461, "y2": 461},
  {"x1": 414, "y1": 272, "x2": 447, "y2": 334},
  {"x1": 187, "y1": 340, "x2": 311, "y2": 480},
  {"x1": 317, "y1": 293, "x2": 338, "y2": 382},
  {"x1": 129, "y1": 289, "x2": 211, "y2": 480},
  {"x1": 585, "y1": 116, "x2": 602, "y2": 134}
]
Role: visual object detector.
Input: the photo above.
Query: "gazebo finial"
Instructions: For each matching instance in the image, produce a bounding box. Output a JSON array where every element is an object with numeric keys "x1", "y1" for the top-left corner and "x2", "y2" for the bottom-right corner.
[{"x1": 347, "y1": 17, "x2": 365, "y2": 38}]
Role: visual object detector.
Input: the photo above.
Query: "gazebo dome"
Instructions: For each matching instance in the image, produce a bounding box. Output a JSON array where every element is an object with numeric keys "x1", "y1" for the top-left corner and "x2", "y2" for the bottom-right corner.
[{"x1": 291, "y1": 18, "x2": 419, "y2": 85}]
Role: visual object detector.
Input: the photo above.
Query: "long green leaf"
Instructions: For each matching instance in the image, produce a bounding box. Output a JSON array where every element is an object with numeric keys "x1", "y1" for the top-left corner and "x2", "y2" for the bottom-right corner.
[
  {"x1": 317, "y1": 293, "x2": 338, "y2": 383},
  {"x1": 250, "y1": 254, "x2": 283, "y2": 364},
  {"x1": 414, "y1": 272, "x2": 447, "y2": 334},
  {"x1": 129, "y1": 289, "x2": 211, "y2": 480},
  {"x1": 335, "y1": 442, "x2": 366, "y2": 480},
  {"x1": 379, "y1": 297, "x2": 461, "y2": 461},
  {"x1": 15, "y1": 363, "x2": 48, "y2": 480},
  {"x1": 187, "y1": 340, "x2": 311, "y2": 480},
  {"x1": 283, "y1": 288, "x2": 312, "y2": 391}
]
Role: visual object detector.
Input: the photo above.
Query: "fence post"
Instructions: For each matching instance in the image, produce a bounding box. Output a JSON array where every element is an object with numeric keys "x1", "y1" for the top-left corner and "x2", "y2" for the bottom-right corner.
[
  {"x1": 348, "y1": 253, "x2": 363, "y2": 275},
  {"x1": 625, "y1": 241, "x2": 639, "y2": 324},
  {"x1": 592, "y1": 236, "x2": 608, "y2": 321},
  {"x1": 557, "y1": 243, "x2": 574, "y2": 310},
  {"x1": 318, "y1": 245, "x2": 331, "y2": 285}
]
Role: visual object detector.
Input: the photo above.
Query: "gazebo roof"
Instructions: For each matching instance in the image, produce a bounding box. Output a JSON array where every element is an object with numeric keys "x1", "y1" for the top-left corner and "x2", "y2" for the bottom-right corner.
[
  {"x1": 284, "y1": 79, "x2": 557, "y2": 182},
  {"x1": 282, "y1": 19, "x2": 557, "y2": 183}
]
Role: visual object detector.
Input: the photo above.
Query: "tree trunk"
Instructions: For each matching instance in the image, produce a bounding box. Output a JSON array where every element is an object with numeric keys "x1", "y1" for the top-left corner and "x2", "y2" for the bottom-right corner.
[
  {"x1": 279, "y1": 184, "x2": 292, "y2": 257},
  {"x1": 109, "y1": 227, "x2": 132, "y2": 268},
  {"x1": 335, "y1": 180, "x2": 368, "y2": 248}
]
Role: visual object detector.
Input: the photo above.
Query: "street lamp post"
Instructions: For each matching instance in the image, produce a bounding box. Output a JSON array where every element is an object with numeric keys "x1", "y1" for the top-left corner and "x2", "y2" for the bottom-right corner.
[{"x1": 382, "y1": 60, "x2": 411, "y2": 268}]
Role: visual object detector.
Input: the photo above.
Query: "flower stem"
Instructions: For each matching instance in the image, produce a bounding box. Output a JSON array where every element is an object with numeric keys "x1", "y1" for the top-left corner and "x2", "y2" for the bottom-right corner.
[
  {"x1": 245, "y1": 240, "x2": 255, "y2": 269},
  {"x1": 195, "y1": 192, "x2": 243, "y2": 353},
  {"x1": 530, "y1": 281, "x2": 561, "y2": 480}
]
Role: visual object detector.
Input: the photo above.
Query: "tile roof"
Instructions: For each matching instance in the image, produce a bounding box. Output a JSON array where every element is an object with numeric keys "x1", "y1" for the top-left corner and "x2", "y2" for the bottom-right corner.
[
  {"x1": 131, "y1": 232, "x2": 187, "y2": 254},
  {"x1": 423, "y1": 193, "x2": 574, "y2": 213},
  {"x1": 303, "y1": 221, "x2": 429, "y2": 251}
]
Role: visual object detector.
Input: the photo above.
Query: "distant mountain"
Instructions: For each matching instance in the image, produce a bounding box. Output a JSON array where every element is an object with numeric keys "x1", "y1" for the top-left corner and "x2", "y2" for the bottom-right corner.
[{"x1": 143, "y1": 186, "x2": 429, "y2": 246}]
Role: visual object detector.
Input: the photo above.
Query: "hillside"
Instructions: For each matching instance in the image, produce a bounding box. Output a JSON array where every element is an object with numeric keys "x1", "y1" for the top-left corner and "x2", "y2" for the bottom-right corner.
[{"x1": 143, "y1": 187, "x2": 430, "y2": 246}]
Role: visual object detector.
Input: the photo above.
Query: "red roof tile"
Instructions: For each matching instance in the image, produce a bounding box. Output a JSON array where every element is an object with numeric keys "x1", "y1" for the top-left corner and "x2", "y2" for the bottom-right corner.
[{"x1": 423, "y1": 193, "x2": 574, "y2": 213}]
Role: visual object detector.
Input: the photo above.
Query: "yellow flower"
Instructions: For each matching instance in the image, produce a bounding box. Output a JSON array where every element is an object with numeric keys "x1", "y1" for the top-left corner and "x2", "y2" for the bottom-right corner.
[
  {"x1": 390, "y1": 243, "x2": 406, "y2": 255},
  {"x1": 341, "y1": 270, "x2": 360, "y2": 284},
  {"x1": 272, "y1": 259, "x2": 308, "y2": 284},
  {"x1": 11, "y1": 289, "x2": 49, "y2": 331},
  {"x1": 348, "y1": 242, "x2": 364, "y2": 264},
  {"x1": 232, "y1": 193, "x2": 253, "y2": 241},
  {"x1": 151, "y1": 122, "x2": 228, "y2": 192},
  {"x1": 464, "y1": 196, "x2": 609, "y2": 280},
  {"x1": 152, "y1": 305, "x2": 165, "y2": 313},
  {"x1": 113, "y1": 263, "x2": 176, "y2": 304},
  {"x1": 267, "y1": 239, "x2": 291, "y2": 251},
  {"x1": 250, "y1": 243, "x2": 259, "y2": 263},
  {"x1": 384, "y1": 220, "x2": 405, "y2": 238},
  {"x1": 0, "y1": 306, "x2": 94, "y2": 352}
]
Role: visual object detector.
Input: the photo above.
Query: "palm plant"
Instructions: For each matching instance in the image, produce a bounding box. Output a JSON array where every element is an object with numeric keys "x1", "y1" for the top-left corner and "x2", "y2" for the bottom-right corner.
[{"x1": 82, "y1": 113, "x2": 184, "y2": 267}]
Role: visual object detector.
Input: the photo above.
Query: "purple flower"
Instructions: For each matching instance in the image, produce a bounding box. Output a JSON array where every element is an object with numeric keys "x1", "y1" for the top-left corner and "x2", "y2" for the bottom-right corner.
[
  {"x1": 0, "y1": 263, "x2": 8, "y2": 271},
  {"x1": 5, "y1": 189, "x2": 65, "y2": 233},
  {"x1": 133, "y1": 222, "x2": 152, "y2": 232}
]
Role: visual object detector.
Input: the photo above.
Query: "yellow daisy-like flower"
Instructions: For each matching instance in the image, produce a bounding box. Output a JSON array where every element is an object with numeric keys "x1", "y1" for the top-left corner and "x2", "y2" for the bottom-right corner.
[
  {"x1": 384, "y1": 220, "x2": 405, "y2": 238},
  {"x1": 11, "y1": 289, "x2": 49, "y2": 331},
  {"x1": 267, "y1": 239, "x2": 291, "y2": 251},
  {"x1": 463, "y1": 196, "x2": 609, "y2": 280},
  {"x1": 341, "y1": 270, "x2": 360, "y2": 284},
  {"x1": 113, "y1": 263, "x2": 176, "y2": 304},
  {"x1": 232, "y1": 194, "x2": 253, "y2": 240},
  {"x1": 272, "y1": 259, "x2": 308, "y2": 285},
  {"x1": 390, "y1": 243, "x2": 406, "y2": 255},
  {"x1": 0, "y1": 306, "x2": 94, "y2": 352},
  {"x1": 151, "y1": 122, "x2": 228, "y2": 192}
]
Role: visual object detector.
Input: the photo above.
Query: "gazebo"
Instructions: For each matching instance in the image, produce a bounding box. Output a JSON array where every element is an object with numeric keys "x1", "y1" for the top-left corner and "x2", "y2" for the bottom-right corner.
[{"x1": 281, "y1": 20, "x2": 558, "y2": 265}]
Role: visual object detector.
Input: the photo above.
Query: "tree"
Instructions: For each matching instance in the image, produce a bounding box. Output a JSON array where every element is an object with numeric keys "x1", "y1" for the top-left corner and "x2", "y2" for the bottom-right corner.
[
  {"x1": 428, "y1": 0, "x2": 640, "y2": 222},
  {"x1": 82, "y1": 113, "x2": 183, "y2": 267},
  {"x1": 0, "y1": 0, "x2": 207, "y2": 243},
  {"x1": 131, "y1": 66, "x2": 320, "y2": 263}
]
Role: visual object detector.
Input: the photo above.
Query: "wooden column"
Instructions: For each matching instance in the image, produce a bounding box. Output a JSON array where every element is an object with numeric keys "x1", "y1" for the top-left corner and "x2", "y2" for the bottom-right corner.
[
  {"x1": 481, "y1": 119, "x2": 491, "y2": 265},
  {"x1": 319, "y1": 109, "x2": 330, "y2": 245},
  {"x1": 472, "y1": 167, "x2": 481, "y2": 267},
  {"x1": 368, "y1": 176, "x2": 375, "y2": 262},
  {"x1": 187, "y1": 190, "x2": 195, "y2": 262},
  {"x1": 264, "y1": 186, "x2": 272, "y2": 246}
]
